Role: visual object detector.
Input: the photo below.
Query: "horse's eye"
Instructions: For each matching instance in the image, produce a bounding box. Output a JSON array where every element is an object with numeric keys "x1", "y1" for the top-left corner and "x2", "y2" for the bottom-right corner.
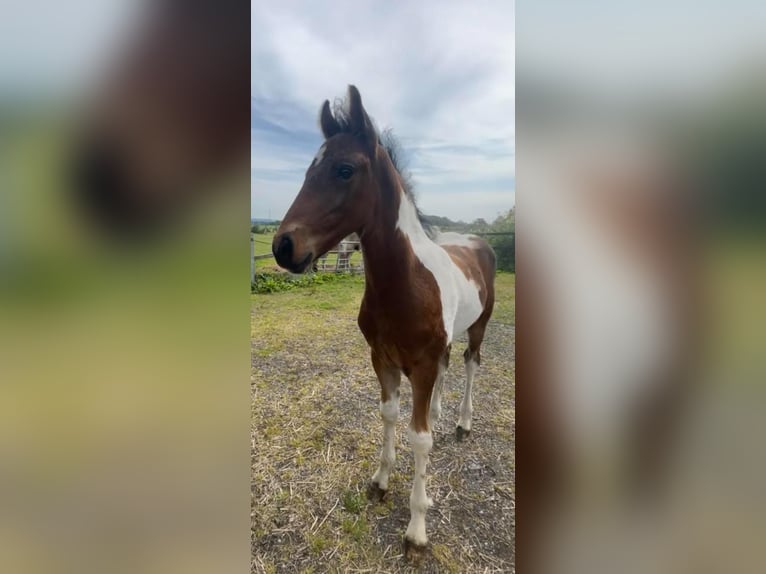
[{"x1": 337, "y1": 165, "x2": 354, "y2": 180}]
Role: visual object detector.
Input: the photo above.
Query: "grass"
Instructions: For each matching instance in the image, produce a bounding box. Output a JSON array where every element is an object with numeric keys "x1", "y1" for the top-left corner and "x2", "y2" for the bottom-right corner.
[
  {"x1": 704, "y1": 235, "x2": 766, "y2": 385},
  {"x1": 252, "y1": 232, "x2": 276, "y2": 256},
  {"x1": 492, "y1": 272, "x2": 515, "y2": 324},
  {"x1": 252, "y1": 233, "x2": 278, "y2": 271},
  {"x1": 251, "y1": 272, "x2": 515, "y2": 572},
  {"x1": 342, "y1": 490, "x2": 366, "y2": 514}
]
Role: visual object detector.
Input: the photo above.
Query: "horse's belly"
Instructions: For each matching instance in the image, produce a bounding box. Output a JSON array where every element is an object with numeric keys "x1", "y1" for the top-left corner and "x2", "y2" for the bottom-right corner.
[{"x1": 444, "y1": 272, "x2": 483, "y2": 342}]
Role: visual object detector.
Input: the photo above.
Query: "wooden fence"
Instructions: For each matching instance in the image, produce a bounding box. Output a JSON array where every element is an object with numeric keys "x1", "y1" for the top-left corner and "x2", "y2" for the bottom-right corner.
[
  {"x1": 314, "y1": 238, "x2": 363, "y2": 274},
  {"x1": 251, "y1": 231, "x2": 512, "y2": 282}
]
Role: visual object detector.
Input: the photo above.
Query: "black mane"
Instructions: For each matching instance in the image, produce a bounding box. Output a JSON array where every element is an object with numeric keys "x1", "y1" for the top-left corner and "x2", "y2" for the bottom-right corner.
[{"x1": 329, "y1": 97, "x2": 435, "y2": 237}]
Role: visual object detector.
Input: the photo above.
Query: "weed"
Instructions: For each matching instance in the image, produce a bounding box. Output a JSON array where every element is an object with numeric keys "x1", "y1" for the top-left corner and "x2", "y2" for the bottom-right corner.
[
  {"x1": 341, "y1": 516, "x2": 369, "y2": 542},
  {"x1": 251, "y1": 271, "x2": 359, "y2": 294},
  {"x1": 341, "y1": 490, "x2": 365, "y2": 514},
  {"x1": 307, "y1": 533, "x2": 329, "y2": 555}
]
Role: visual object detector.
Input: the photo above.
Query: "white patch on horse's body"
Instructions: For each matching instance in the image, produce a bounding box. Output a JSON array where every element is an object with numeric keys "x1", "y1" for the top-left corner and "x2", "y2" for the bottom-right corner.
[
  {"x1": 371, "y1": 396, "x2": 399, "y2": 490},
  {"x1": 405, "y1": 428, "x2": 433, "y2": 546},
  {"x1": 312, "y1": 142, "x2": 327, "y2": 167},
  {"x1": 458, "y1": 358, "x2": 478, "y2": 431},
  {"x1": 434, "y1": 231, "x2": 480, "y2": 248},
  {"x1": 396, "y1": 192, "x2": 483, "y2": 343}
]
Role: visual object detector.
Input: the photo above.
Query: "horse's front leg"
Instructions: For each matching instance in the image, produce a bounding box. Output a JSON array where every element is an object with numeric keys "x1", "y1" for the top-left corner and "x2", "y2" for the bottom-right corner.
[
  {"x1": 368, "y1": 351, "x2": 401, "y2": 500},
  {"x1": 404, "y1": 361, "x2": 438, "y2": 557}
]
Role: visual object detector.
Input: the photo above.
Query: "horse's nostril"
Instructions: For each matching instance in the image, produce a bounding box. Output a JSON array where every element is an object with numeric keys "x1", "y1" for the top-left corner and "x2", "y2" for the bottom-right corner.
[
  {"x1": 280, "y1": 235, "x2": 292, "y2": 255},
  {"x1": 273, "y1": 234, "x2": 294, "y2": 264},
  {"x1": 71, "y1": 138, "x2": 143, "y2": 233}
]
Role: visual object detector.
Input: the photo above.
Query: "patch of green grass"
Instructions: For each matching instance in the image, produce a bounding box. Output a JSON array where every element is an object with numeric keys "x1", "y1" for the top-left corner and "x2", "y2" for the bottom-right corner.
[
  {"x1": 251, "y1": 275, "x2": 365, "y2": 346},
  {"x1": 255, "y1": 257, "x2": 278, "y2": 271},
  {"x1": 251, "y1": 270, "x2": 361, "y2": 294},
  {"x1": 341, "y1": 490, "x2": 365, "y2": 514},
  {"x1": 307, "y1": 532, "x2": 330, "y2": 554},
  {"x1": 341, "y1": 515, "x2": 369, "y2": 542},
  {"x1": 251, "y1": 232, "x2": 275, "y2": 256},
  {"x1": 432, "y1": 543, "x2": 461, "y2": 574},
  {"x1": 492, "y1": 271, "x2": 516, "y2": 325},
  {"x1": 252, "y1": 344, "x2": 282, "y2": 358}
]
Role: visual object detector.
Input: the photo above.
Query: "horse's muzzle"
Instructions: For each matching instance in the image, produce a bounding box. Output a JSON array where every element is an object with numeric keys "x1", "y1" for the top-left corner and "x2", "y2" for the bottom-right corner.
[{"x1": 272, "y1": 232, "x2": 313, "y2": 273}]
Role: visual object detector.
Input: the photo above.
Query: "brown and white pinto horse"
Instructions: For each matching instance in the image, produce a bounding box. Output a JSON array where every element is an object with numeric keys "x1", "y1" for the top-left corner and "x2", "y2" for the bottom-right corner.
[{"x1": 273, "y1": 85, "x2": 496, "y2": 553}]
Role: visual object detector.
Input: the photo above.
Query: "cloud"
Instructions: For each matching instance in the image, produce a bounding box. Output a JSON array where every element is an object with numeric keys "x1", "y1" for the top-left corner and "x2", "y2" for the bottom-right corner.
[
  {"x1": 251, "y1": 0, "x2": 515, "y2": 221},
  {"x1": 0, "y1": 1, "x2": 139, "y2": 96}
]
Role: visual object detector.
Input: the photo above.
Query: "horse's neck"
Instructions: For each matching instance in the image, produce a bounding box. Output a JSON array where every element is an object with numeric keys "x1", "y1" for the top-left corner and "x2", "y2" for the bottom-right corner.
[
  {"x1": 360, "y1": 152, "x2": 434, "y2": 296},
  {"x1": 360, "y1": 188, "x2": 428, "y2": 298}
]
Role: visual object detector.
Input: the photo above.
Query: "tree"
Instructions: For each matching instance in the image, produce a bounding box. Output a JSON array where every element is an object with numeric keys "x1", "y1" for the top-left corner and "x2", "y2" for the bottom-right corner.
[
  {"x1": 486, "y1": 209, "x2": 515, "y2": 272},
  {"x1": 472, "y1": 218, "x2": 489, "y2": 232}
]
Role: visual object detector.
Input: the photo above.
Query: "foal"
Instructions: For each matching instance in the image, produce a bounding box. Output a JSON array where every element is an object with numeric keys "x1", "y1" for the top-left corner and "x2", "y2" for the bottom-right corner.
[
  {"x1": 273, "y1": 85, "x2": 496, "y2": 552},
  {"x1": 272, "y1": 86, "x2": 495, "y2": 548}
]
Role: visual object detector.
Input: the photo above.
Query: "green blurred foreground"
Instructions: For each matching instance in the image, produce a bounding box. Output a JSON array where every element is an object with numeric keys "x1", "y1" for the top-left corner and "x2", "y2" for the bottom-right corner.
[{"x1": 0, "y1": 113, "x2": 251, "y2": 574}]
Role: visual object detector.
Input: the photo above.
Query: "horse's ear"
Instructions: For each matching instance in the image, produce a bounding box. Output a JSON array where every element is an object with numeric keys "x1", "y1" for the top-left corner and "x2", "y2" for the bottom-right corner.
[
  {"x1": 320, "y1": 100, "x2": 341, "y2": 139},
  {"x1": 347, "y1": 85, "x2": 377, "y2": 150}
]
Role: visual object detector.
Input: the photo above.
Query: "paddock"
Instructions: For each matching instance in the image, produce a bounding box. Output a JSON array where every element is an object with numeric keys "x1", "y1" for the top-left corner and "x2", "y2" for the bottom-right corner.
[{"x1": 251, "y1": 272, "x2": 515, "y2": 573}]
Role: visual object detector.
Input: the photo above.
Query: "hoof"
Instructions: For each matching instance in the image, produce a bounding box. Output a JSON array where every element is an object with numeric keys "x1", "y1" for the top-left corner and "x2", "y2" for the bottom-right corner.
[
  {"x1": 456, "y1": 426, "x2": 471, "y2": 442},
  {"x1": 403, "y1": 536, "x2": 429, "y2": 562},
  {"x1": 366, "y1": 481, "x2": 387, "y2": 502}
]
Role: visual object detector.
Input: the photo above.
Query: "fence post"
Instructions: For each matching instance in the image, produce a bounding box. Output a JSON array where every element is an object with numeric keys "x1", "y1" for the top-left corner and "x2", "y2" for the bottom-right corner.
[{"x1": 250, "y1": 235, "x2": 255, "y2": 284}]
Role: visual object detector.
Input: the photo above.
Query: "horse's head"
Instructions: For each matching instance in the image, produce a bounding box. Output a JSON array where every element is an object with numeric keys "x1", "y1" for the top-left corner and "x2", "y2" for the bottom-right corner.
[
  {"x1": 70, "y1": 1, "x2": 249, "y2": 238},
  {"x1": 273, "y1": 85, "x2": 381, "y2": 273}
]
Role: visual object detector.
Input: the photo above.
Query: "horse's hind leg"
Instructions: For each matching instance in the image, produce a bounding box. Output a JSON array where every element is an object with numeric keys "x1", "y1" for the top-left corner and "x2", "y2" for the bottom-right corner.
[
  {"x1": 429, "y1": 345, "x2": 451, "y2": 427},
  {"x1": 456, "y1": 316, "x2": 489, "y2": 441},
  {"x1": 368, "y1": 351, "x2": 401, "y2": 500}
]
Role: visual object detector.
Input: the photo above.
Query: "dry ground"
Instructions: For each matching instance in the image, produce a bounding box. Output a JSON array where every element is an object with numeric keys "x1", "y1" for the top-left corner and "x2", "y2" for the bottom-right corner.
[{"x1": 252, "y1": 273, "x2": 515, "y2": 573}]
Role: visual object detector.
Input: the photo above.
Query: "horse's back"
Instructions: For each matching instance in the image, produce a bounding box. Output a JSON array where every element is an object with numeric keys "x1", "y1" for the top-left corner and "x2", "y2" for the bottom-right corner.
[{"x1": 436, "y1": 233, "x2": 496, "y2": 309}]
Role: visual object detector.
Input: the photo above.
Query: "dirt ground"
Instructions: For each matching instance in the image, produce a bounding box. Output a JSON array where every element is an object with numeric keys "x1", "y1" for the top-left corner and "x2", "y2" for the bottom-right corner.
[{"x1": 252, "y1": 273, "x2": 515, "y2": 573}]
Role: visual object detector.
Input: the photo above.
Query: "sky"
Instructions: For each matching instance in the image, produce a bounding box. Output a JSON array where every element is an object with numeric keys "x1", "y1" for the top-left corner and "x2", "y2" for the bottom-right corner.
[
  {"x1": 518, "y1": 1, "x2": 766, "y2": 101},
  {"x1": 6, "y1": 1, "x2": 763, "y2": 223},
  {"x1": 250, "y1": 1, "x2": 515, "y2": 223}
]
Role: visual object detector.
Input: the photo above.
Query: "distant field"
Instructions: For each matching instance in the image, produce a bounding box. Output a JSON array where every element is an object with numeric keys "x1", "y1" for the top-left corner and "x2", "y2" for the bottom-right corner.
[
  {"x1": 252, "y1": 232, "x2": 275, "y2": 256},
  {"x1": 252, "y1": 233, "x2": 277, "y2": 271}
]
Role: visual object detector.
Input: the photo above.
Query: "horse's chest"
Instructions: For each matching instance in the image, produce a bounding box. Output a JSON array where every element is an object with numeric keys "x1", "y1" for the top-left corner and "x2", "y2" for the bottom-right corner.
[{"x1": 357, "y1": 295, "x2": 446, "y2": 366}]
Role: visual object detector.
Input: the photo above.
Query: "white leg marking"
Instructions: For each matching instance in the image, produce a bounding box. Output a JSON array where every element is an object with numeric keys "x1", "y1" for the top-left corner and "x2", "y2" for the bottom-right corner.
[
  {"x1": 405, "y1": 428, "x2": 433, "y2": 546},
  {"x1": 429, "y1": 361, "x2": 447, "y2": 426},
  {"x1": 371, "y1": 396, "x2": 399, "y2": 490},
  {"x1": 458, "y1": 357, "x2": 478, "y2": 431}
]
